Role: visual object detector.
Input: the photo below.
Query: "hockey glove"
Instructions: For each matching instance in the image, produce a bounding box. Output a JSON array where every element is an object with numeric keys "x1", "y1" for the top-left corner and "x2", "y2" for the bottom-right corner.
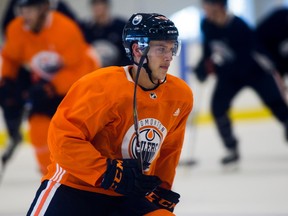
[
  {"x1": 101, "y1": 159, "x2": 162, "y2": 197},
  {"x1": 0, "y1": 78, "x2": 25, "y2": 108},
  {"x1": 146, "y1": 187, "x2": 180, "y2": 212},
  {"x1": 28, "y1": 81, "x2": 63, "y2": 117},
  {"x1": 194, "y1": 58, "x2": 214, "y2": 82}
]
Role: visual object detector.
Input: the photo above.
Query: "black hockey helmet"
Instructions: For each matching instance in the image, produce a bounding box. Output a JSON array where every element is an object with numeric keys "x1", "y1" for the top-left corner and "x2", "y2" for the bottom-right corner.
[
  {"x1": 17, "y1": 0, "x2": 49, "y2": 7},
  {"x1": 122, "y1": 13, "x2": 180, "y2": 60}
]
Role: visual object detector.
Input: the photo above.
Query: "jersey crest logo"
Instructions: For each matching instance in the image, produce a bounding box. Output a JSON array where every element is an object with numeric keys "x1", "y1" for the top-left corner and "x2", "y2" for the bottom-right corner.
[{"x1": 122, "y1": 118, "x2": 167, "y2": 171}]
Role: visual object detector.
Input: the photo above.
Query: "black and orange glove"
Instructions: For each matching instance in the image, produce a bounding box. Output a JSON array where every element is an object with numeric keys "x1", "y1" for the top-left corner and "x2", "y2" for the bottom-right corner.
[
  {"x1": 101, "y1": 159, "x2": 162, "y2": 196},
  {"x1": 146, "y1": 187, "x2": 180, "y2": 212}
]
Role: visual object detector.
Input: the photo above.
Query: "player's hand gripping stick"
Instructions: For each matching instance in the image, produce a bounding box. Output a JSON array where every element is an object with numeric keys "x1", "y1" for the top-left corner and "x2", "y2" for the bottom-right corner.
[
  {"x1": 146, "y1": 187, "x2": 180, "y2": 212},
  {"x1": 101, "y1": 159, "x2": 161, "y2": 196}
]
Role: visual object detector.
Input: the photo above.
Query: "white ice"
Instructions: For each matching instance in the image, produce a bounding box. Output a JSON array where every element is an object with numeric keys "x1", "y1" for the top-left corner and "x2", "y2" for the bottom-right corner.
[{"x1": 0, "y1": 118, "x2": 288, "y2": 216}]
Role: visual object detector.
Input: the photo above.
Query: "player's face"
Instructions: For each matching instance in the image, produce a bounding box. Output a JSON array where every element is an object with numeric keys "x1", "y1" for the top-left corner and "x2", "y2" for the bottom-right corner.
[
  {"x1": 19, "y1": 5, "x2": 46, "y2": 31},
  {"x1": 147, "y1": 40, "x2": 176, "y2": 81},
  {"x1": 91, "y1": 2, "x2": 108, "y2": 20},
  {"x1": 202, "y1": 2, "x2": 222, "y2": 23}
]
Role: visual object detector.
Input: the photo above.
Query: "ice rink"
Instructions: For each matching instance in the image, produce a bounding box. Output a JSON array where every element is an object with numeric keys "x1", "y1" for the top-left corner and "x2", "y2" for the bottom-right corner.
[{"x1": 0, "y1": 118, "x2": 288, "y2": 216}]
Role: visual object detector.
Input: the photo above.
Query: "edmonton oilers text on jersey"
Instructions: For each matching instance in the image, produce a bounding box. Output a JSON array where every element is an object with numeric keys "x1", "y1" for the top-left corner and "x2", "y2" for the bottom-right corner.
[{"x1": 122, "y1": 118, "x2": 167, "y2": 170}]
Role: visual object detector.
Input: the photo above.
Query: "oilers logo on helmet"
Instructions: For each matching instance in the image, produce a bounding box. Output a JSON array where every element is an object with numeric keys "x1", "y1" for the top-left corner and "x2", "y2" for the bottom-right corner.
[
  {"x1": 132, "y1": 15, "x2": 143, "y2": 25},
  {"x1": 122, "y1": 118, "x2": 167, "y2": 171}
]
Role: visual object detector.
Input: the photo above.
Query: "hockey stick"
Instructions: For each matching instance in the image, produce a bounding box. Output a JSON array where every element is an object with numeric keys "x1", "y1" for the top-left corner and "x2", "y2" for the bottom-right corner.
[
  {"x1": 133, "y1": 46, "x2": 150, "y2": 174},
  {"x1": 178, "y1": 66, "x2": 205, "y2": 167}
]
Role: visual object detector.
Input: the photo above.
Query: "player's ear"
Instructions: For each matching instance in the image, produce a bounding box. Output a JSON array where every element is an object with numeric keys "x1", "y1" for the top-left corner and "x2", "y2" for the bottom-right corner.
[{"x1": 131, "y1": 43, "x2": 142, "y2": 60}]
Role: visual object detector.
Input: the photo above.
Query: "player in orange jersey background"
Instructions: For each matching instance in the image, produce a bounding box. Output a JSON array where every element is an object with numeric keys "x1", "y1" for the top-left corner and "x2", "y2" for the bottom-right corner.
[
  {"x1": 0, "y1": 0, "x2": 100, "y2": 175},
  {"x1": 0, "y1": 0, "x2": 79, "y2": 178},
  {"x1": 27, "y1": 13, "x2": 193, "y2": 215}
]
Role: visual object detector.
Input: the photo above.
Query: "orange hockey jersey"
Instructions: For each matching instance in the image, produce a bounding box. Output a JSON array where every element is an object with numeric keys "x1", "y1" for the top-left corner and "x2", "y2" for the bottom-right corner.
[
  {"x1": 0, "y1": 11, "x2": 100, "y2": 95},
  {"x1": 44, "y1": 66, "x2": 193, "y2": 196}
]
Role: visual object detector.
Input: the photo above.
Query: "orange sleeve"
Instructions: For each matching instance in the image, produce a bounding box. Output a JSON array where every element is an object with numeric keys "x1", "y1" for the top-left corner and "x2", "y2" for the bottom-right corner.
[
  {"x1": 1, "y1": 19, "x2": 24, "y2": 79},
  {"x1": 49, "y1": 12, "x2": 100, "y2": 95},
  {"x1": 48, "y1": 73, "x2": 113, "y2": 186}
]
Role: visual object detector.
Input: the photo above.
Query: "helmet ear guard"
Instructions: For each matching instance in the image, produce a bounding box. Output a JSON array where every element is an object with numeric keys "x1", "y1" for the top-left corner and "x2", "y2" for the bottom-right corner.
[
  {"x1": 122, "y1": 13, "x2": 180, "y2": 60},
  {"x1": 124, "y1": 37, "x2": 150, "y2": 60}
]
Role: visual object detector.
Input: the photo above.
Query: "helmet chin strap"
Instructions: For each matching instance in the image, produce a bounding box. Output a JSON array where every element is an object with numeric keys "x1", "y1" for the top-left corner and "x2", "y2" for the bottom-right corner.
[{"x1": 142, "y1": 61, "x2": 158, "y2": 85}]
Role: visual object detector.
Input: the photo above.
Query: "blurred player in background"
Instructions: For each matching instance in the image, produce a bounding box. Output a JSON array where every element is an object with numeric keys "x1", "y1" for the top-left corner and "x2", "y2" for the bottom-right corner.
[
  {"x1": 0, "y1": 0, "x2": 80, "y2": 176},
  {"x1": 256, "y1": 7, "x2": 288, "y2": 82},
  {"x1": 48, "y1": 0, "x2": 78, "y2": 21},
  {"x1": 27, "y1": 13, "x2": 193, "y2": 215},
  {"x1": 80, "y1": 0, "x2": 131, "y2": 67},
  {"x1": 194, "y1": 0, "x2": 288, "y2": 166},
  {"x1": 1, "y1": 0, "x2": 78, "y2": 34},
  {"x1": 0, "y1": 0, "x2": 100, "y2": 175}
]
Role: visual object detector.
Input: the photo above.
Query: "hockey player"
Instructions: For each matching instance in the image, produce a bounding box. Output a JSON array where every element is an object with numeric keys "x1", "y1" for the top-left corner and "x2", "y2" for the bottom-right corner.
[
  {"x1": 256, "y1": 7, "x2": 288, "y2": 79},
  {"x1": 1, "y1": 0, "x2": 78, "y2": 34},
  {"x1": 0, "y1": 0, "x2": 80, "y2": 178},
  {"x1": 194, "y1": 0, "x2": 288, "y2": 165},
  {"x1": 0, "y1": 0, "x2": 100, "y2": 175},
  {"x1": 27, "y1": 13, "x2": 193, "y2": 215},
  {"x1": 79, "y1": 0, "x2": 131, "y2": 67}
]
